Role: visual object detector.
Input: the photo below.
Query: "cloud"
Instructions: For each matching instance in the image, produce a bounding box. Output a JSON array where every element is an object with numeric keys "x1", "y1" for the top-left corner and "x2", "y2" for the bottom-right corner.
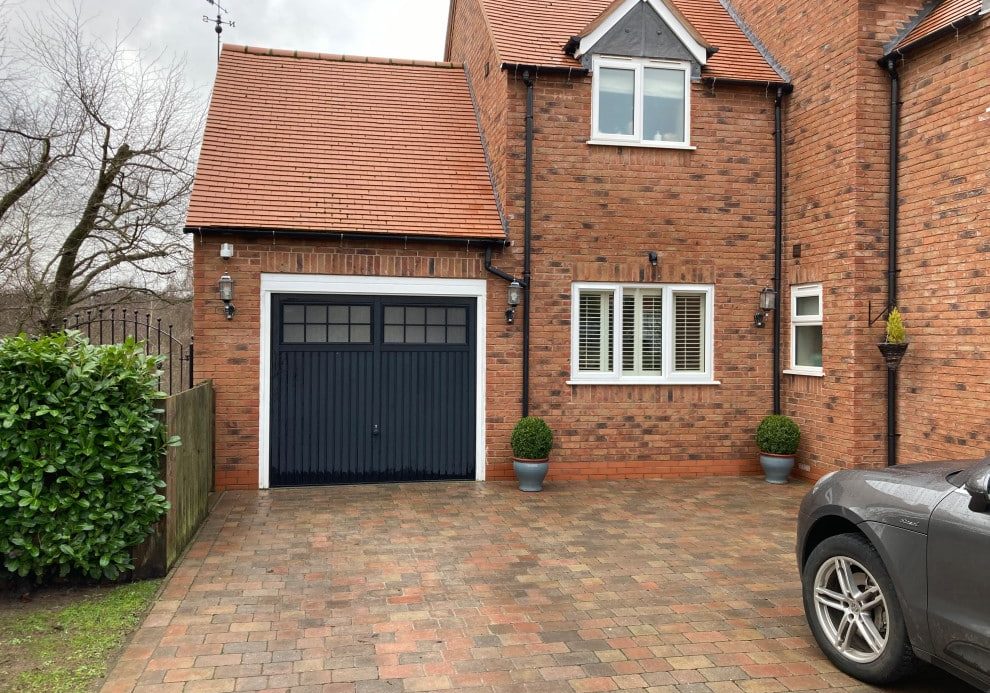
[{"x1": 13, "y1": 0, "x2": 451, "y2": 90}]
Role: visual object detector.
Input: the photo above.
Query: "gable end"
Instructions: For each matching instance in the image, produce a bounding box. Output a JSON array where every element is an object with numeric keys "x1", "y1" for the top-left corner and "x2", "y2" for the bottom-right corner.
[{"x1": 578, "y1": 2, "x2": 702, "y2": 77}]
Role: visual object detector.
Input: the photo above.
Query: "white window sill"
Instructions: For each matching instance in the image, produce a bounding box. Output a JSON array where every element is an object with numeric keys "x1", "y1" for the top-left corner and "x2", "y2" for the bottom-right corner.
[
  {"x1": 567, "y1": 379, "x2": 721, "y2": 386},
  {"x1": 783, "y1": 369, "x2": 824, "y2": 378},
  {"x1": 587, "y1": 139, "x2": 697, "y2": 151}
]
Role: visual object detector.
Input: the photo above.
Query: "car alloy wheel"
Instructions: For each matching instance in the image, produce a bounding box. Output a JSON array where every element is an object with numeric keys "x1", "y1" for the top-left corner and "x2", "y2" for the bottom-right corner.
[{"x1": 812, "y1": 555, "x2": 888, "y2": 664}]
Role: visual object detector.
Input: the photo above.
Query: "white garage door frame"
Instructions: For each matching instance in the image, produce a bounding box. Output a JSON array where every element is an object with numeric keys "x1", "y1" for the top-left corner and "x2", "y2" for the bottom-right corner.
[{"x1": 258, "y1": 273, "x2": 488, "y2": 489}]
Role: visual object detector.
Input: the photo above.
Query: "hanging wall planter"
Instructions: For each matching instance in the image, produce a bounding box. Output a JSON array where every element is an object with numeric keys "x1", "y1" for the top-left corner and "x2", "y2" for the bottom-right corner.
[
  {"x1": 877, "y1": 341, "x2": 908, "y2": 370},
  {"x1": 877, "y1": 307, "x2": 909, "y2": 370}
]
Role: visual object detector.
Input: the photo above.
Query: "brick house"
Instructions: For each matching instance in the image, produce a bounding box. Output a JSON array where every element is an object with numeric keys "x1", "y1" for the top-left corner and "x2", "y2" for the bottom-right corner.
[{"x1": 188, "y1": 0, "x2": 989, "y2": 490}]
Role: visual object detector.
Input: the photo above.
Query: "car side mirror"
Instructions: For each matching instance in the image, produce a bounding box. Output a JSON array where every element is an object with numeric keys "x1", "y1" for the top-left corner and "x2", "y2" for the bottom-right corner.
[{"x1": 964, "y1": 458, "x2": 990, "y2": 512}]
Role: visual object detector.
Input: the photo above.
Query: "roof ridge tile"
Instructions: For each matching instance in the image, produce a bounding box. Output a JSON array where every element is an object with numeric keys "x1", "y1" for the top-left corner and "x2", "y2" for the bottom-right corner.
[{"x1": 223, "y1": 43, "x2": 463, "y2": 69}]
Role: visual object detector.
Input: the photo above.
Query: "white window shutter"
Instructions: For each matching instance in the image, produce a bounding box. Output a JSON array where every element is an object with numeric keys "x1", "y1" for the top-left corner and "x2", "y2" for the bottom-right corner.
[{"x1": 674, "y1": 293, "x2": 705, "y2": 372}]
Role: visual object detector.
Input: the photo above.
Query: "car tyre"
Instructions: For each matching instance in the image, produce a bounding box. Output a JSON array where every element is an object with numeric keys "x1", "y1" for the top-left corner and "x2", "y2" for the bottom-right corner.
[{"x1": 802, "y1": 533, "x2": 916, "y2": 685}]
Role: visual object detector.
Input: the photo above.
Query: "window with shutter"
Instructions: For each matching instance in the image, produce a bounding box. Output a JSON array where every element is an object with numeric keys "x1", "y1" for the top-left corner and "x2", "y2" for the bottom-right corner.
[
  {"x1": 622, "y1": 289, "x2": 663, "y2": 375},
  {"x1": 578, "y1": 290, "x2": 614, "y2": 373},
  {"x1": 571, "y1": 283, "x2": 715, "y2": 385},
  {"x1": 673, "y1": 292, "x2": 705, "y2": 372}
]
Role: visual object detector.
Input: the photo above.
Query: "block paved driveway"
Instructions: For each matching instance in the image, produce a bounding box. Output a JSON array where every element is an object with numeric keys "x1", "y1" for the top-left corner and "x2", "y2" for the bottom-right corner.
[{"x1": 102, "y1": 479, "x2": 975, "y2": 693}]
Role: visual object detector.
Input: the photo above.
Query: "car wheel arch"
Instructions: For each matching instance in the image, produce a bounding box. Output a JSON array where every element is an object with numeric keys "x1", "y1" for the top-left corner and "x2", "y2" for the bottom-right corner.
[
  {"x1": 801, "y1": 513, "x2": 865, "y2": 568},
  {"x1": 801, "y1": 512, "x2": 934, "y2": 658}
]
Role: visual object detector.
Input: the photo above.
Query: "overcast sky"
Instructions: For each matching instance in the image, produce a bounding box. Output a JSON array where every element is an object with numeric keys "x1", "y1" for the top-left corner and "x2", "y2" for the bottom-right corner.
[{"x1": 12, "y1": 0, "x2": 451, "y2": 91}]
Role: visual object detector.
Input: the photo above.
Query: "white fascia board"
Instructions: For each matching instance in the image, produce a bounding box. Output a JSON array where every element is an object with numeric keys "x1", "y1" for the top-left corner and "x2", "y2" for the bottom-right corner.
[{"x1": 576, "y1": 0, "x2": 708, "y2": 66}]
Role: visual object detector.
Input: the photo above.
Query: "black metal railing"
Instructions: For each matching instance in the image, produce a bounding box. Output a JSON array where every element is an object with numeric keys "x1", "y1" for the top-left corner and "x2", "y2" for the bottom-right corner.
[{"x1": 58, "y1": 309, "x2": 194, "y2": 395}]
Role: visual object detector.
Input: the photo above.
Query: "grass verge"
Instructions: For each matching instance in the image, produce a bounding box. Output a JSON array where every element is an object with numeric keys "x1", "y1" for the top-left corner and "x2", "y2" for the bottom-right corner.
[{"x1": 0, "y1": 579, "x2": 160, "y2": 693}]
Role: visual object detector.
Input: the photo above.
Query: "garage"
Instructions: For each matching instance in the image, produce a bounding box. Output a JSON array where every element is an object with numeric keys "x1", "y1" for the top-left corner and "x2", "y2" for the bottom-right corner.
[{"x1": 268, "y1": 292, "x2": 478, "y2": 486}]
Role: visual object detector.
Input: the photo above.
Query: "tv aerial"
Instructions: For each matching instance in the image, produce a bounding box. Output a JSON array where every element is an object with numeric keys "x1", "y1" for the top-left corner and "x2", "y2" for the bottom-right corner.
[{"x1": 203, "y1": 0, "x2": 236, "y2": 61}]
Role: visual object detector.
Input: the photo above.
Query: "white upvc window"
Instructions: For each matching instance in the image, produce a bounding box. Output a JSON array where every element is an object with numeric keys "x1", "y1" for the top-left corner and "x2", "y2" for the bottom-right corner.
[
  {"x1": 570, "y1": 283, "x2": 716, "y2": 385},
  {"x1": 790, "y1": 283, "x2": 823, "y2": 375},
  {"x1": 589, "y1": 56, "x2": 693, "y2": 149}
]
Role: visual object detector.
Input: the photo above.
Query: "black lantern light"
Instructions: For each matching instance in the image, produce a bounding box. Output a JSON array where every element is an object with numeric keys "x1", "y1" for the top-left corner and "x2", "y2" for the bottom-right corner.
[
  {"x1": 755, "y1": 287, "x2": 777, "y2": 328},
  {"x1": 506, "y1": 280, "x2": 523, "y2": 324},
  {"x1": 218, "y1": 272, "x2": 235, "y2": 320}
]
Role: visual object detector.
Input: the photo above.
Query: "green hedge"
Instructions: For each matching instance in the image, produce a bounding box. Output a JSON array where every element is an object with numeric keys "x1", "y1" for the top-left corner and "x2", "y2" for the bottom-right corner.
[
  {"x1": 0, "y1": 332, "x2": 173, "y2": 581},
  {"x1": 756, "y1": 414, "x2": 800, "y2": 456},
  {"x1": 511, "y1": 416, "x2": 553, "y2": 460}
]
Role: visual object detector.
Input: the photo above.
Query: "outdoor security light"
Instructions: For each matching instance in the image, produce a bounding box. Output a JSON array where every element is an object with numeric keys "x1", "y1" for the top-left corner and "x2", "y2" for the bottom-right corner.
[
  {"x1": 760, "y1": 287, "x2": 777, "y2": 311},
  {"x1": 506, "y1": 280, "x2": 523, "y2": 325},
  {"x1": 220, "y1": 242, "x2": 234, "y2": 259},
  {"x1": 507, "y1": 280, "x2": 523, "y2": 307},
  {"x1": 218, "y1": 273, "x2": 235, "y2": 320},
  {"x1": 755, "y1": 287, "x2": 777, "y2": 328}
]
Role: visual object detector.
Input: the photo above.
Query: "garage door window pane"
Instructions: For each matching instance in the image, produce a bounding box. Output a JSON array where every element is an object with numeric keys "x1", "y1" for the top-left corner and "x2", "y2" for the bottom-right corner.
[
  {"x1": 383, "y1": 304, "x2": 469, "y2": 344},
  {"x1": 282, "y1": 303, "x2": 371, "y2": 344},
  {"x1": 284, "y1": 324, "x2": 305, "y2": 343},
  {"x1": 306, "y1": 324, "x2": 328, "y2": 343}
]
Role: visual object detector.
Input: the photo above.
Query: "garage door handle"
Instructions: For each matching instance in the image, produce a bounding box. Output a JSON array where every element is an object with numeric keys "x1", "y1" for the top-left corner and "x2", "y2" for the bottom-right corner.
[{"x1": 372, "y1": 424, "x2": 380, "y2": 436}]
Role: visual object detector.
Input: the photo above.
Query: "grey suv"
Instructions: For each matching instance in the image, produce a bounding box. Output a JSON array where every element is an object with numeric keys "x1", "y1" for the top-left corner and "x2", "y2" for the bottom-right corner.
[{"x1": 797, "y1": 456, "x2": 990, "y2": 689}]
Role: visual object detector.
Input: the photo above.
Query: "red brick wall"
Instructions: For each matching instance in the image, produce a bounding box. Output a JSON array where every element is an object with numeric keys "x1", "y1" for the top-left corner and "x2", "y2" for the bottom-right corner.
[
  {"x1": 728, "y1": 0, "x2": 924, "y2": 477},
  {"x1": 192, "y1": 236, "x2": 521, "y2": 490},
  {"x1": 491, "y1": 70, "x2": 780, "y2": 480},
  {"x1": 894, "y1": 19, "x2": 990, "y2": 463}
]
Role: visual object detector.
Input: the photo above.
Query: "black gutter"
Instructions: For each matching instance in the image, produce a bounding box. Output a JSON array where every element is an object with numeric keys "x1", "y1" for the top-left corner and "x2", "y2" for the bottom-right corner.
[
  {"x1": 184, "y1": 226, "x2": 509, "y2": 246},
  {"x1": 882, "y1": 57, "x2": 900, "y2": 467},
  {"x1": 772, "y1": 87, "x2": 785, "y2": 415},
  {"x1": 521, "y1": 69, "x2": 535, "y2": 418},
  {"x1": 483, "y1": 245, "x2": 521, "y2": 285},
  {"x1": 881, "y1": 11, "x2": 982, "y2": 61},
  {"x1": 501, "y1": 62, "x2": 588, "y2": 78},
  {"x1": 703, "y1": 77, "x2": 793, "y2": 92}
]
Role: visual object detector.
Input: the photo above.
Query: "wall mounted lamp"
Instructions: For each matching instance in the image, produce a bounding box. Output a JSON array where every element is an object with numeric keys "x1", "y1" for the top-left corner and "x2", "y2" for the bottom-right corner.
[
  {"x1": 219, "y1": 272, "x2": 235, "y2": 320},
  {"x1": 506, "y1": 280, "x2": 523, "y2": 324},
  {"x1": 754, "y1": 287, "x2": 777, "y2": 328}
]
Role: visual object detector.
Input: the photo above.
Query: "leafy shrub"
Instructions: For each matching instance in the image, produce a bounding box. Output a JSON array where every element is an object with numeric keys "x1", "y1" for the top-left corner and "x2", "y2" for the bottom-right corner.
[
  {"x1": 511, "y1": 417, "x2": 553, "y2": 460},
  {"x1": 0, "y1": 332, "x2": 173, "y2": 581},
  {"x1": 885, "y1": 307, "x2": 906, "y2": 344},
  {"x1": 756, "y1": 415, "x2": 800, "y2": 455}
]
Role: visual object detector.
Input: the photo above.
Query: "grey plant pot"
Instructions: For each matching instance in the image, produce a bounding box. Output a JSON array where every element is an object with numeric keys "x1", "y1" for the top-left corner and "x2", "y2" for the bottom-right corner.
[
  {"x1": 513, "y1": 458, "x2": 549, "y2": 492},
  {"x1": 759, "y1": 453, "x2": 795, "y2": 484}
]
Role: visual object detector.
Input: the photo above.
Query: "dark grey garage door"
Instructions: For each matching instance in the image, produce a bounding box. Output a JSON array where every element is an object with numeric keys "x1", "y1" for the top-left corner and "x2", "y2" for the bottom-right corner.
[{"x1": 270, "y1": 295, "x2": 476, "y2": 486}]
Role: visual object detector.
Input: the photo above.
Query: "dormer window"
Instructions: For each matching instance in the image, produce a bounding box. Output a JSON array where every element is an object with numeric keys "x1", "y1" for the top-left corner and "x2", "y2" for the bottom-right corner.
[{"x1": 590, "y1": 56, "x2": 692, "y2": 149}]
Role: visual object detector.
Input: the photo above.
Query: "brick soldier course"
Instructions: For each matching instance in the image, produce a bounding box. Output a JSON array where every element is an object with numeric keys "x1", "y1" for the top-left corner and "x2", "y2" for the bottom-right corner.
[{"x1": 101, "y1": 480, "x2": 971, "y2": 692}]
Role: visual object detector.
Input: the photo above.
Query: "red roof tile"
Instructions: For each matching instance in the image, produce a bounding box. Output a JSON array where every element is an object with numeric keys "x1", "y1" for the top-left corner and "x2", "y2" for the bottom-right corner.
[
  {"x1": 891, "y1": 0, "x2": 984, "y2": 52},
  {"x1": 474, "y1": 0, "x2": 787, "y2": 83},
  {"x1": 186, "y1": 45, "x2": 505, "y2": 240}
]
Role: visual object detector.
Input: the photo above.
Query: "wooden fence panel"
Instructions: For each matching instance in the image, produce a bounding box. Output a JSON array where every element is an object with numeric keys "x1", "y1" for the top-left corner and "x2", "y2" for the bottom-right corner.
[
  {"x1": 164, "y1": 381, "x2": 215, "y2": 567},
  {"x1": 133, "y1": 380, "x2": 214, "y2": 578}
]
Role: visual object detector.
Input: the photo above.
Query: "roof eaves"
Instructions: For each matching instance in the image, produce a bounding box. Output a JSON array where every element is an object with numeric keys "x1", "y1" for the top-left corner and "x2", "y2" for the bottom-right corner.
[
  {"x1": 184, "y1": 226, "x2": 509, "y2": 245},
  {"x1": 716, "y1": 0, "x2": 792, "y2": 83},
  {"x1": 881, "y1": 2, "x2": 985, "y2": 59},
  {"x1": 882, "y1": 0, "x2": 942, "y2": 56}
]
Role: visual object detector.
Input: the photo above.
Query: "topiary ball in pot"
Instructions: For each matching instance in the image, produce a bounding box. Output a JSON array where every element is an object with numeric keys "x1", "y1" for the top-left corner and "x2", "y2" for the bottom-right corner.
[
  {"x1": 511, "y1": 416, "x2": 553, "y2": 492},
  {"x1": 755, "y1": 414, "x2": 800, "y2": 484}
]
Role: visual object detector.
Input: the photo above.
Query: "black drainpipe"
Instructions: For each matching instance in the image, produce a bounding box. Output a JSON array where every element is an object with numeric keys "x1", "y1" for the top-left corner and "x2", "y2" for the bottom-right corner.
[
  {"x1": 521, "y1": 70, "x2": 535, "y2": 418},
  {"x1": 883, "y1": 57, "x2": 900, "y2": 466},
  {"x1": 772, "y1": 87, "x2": 785, "y2": 415}
]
